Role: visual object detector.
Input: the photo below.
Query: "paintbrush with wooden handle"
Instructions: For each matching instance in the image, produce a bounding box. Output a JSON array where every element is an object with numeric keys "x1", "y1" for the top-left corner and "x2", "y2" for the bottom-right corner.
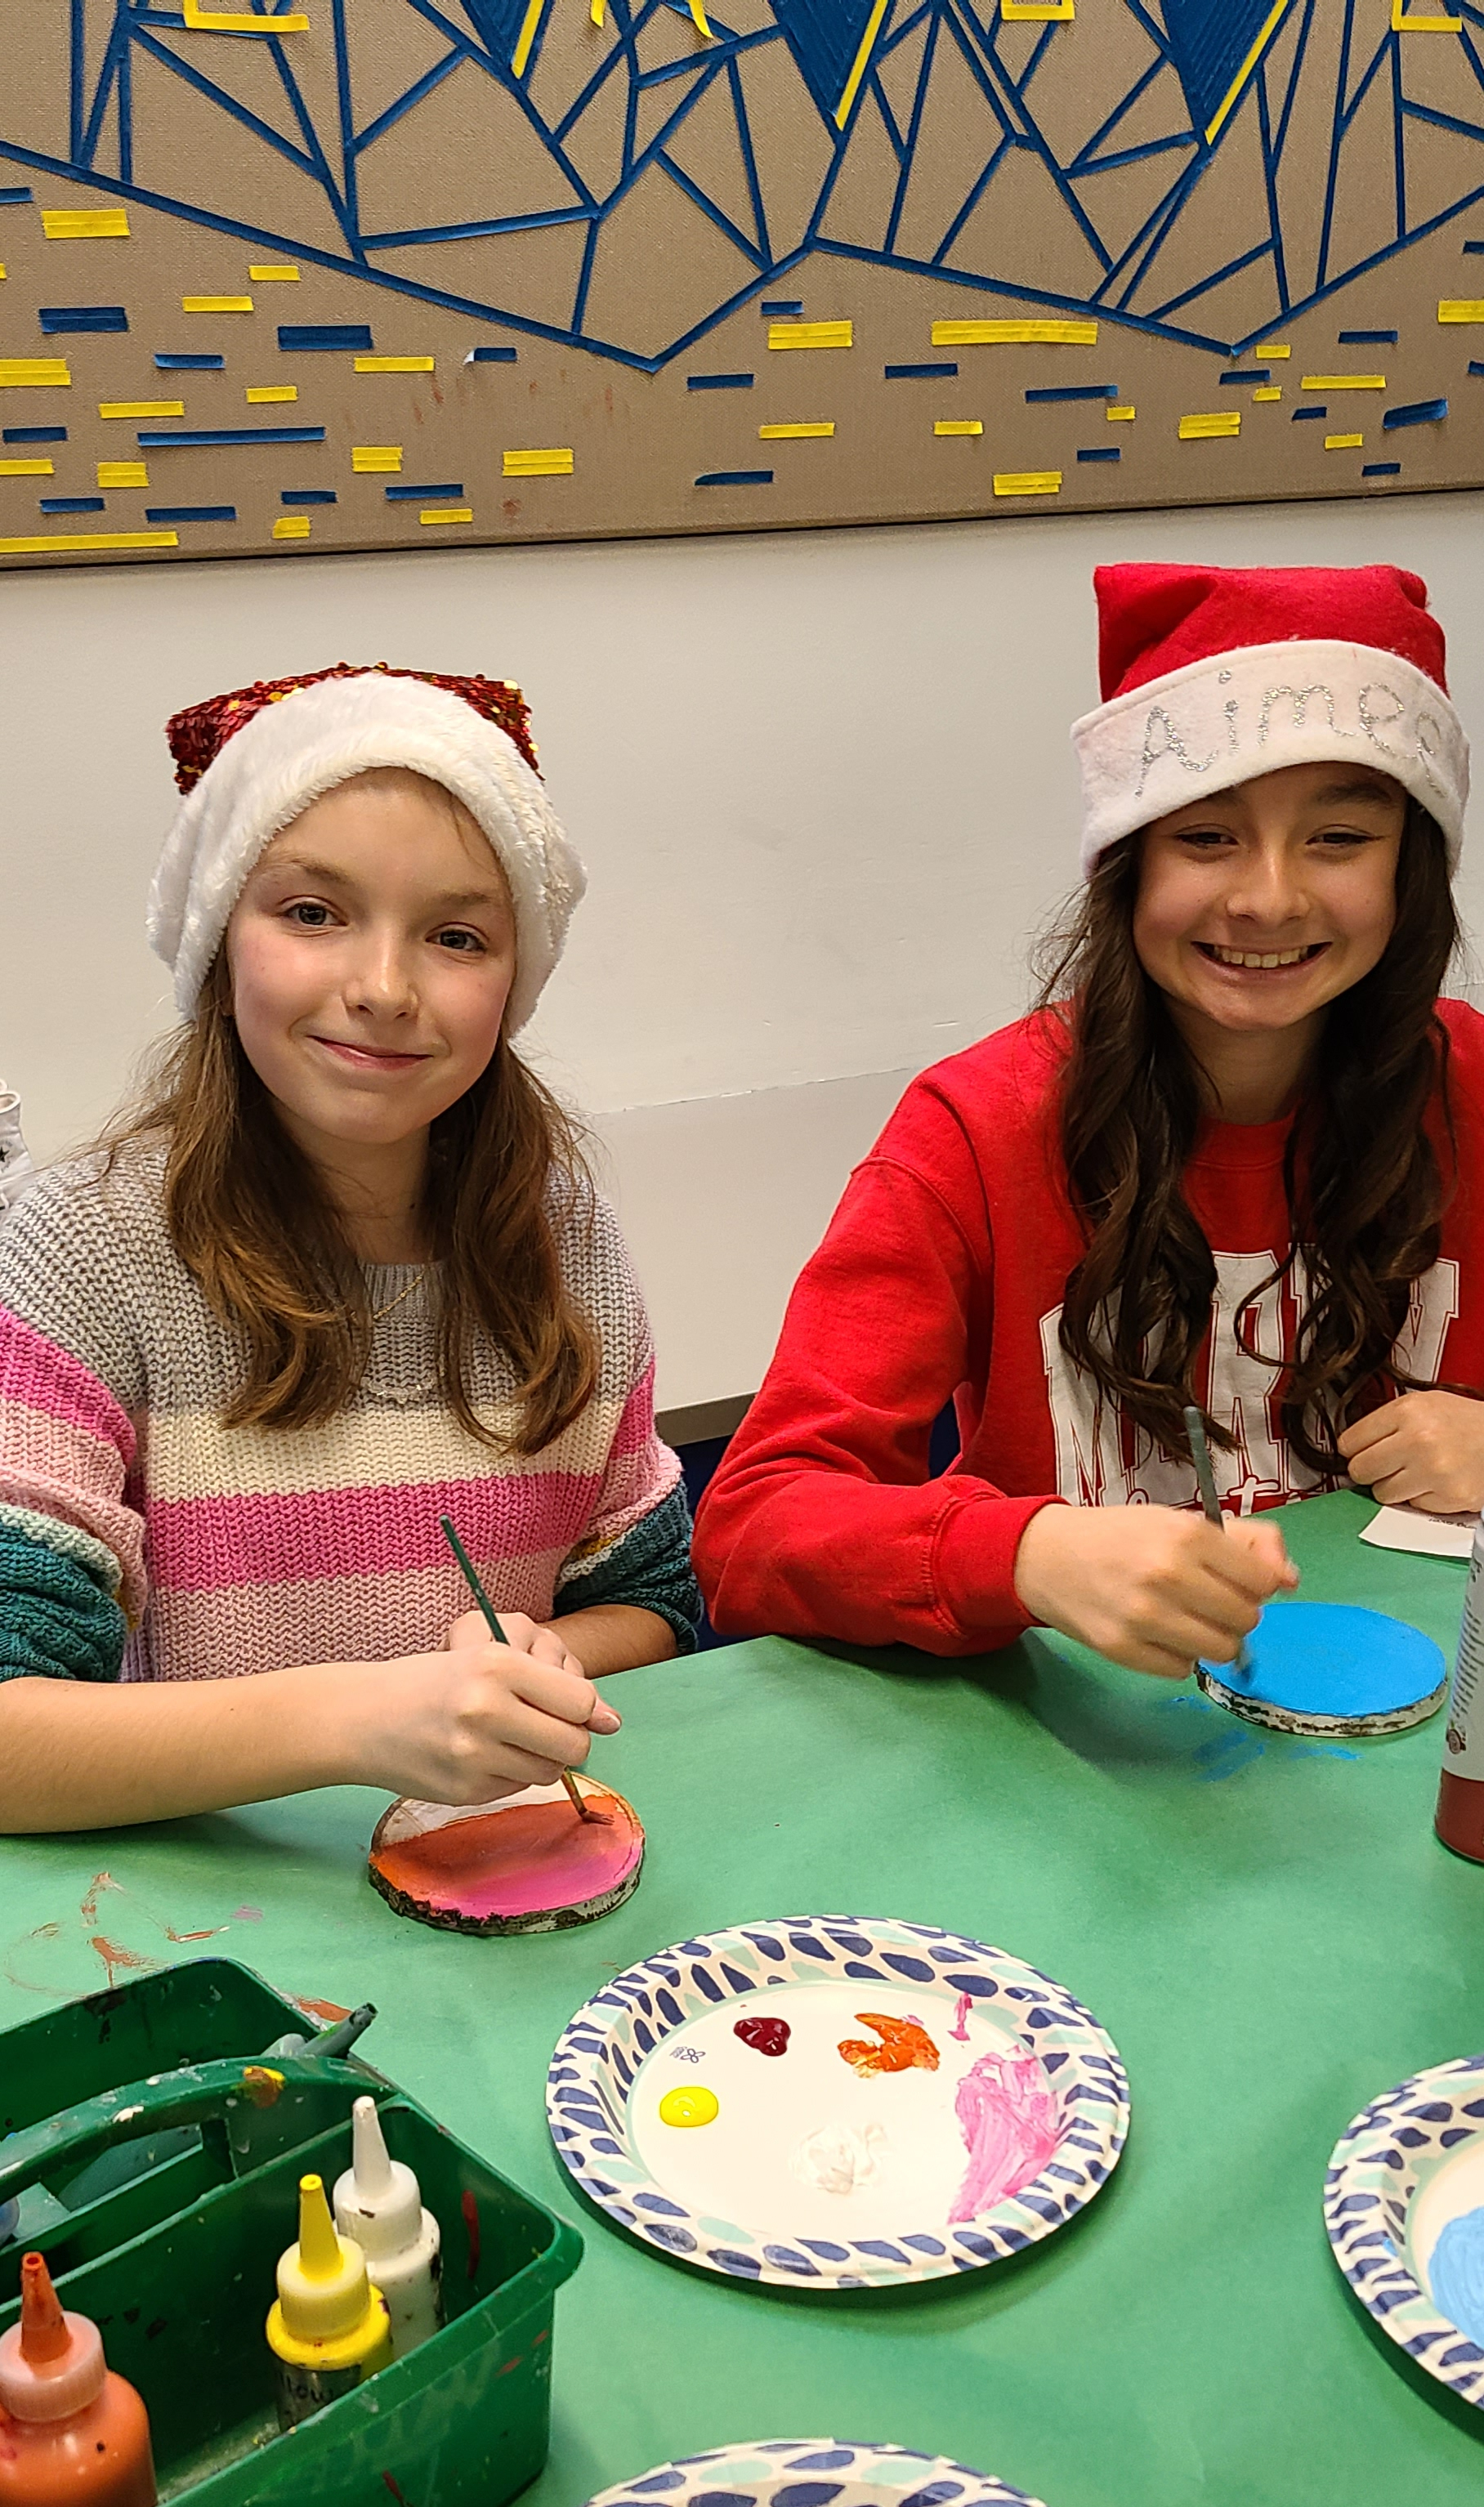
[
  {"x1": 1183, "y1": 1404, "x2": 1254, "y2": 1680},
  {"x1": 439, "y1": 1513, "x2": 609, "y2": 1822}
]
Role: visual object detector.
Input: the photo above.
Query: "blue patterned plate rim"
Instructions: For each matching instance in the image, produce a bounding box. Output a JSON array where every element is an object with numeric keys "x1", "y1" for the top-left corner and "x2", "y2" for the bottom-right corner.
[
  {"x1": 547, "y1": 1912, "x2": 1130, "y2": 2290},
  {"x1": 1325, "y1": 2051, "x2": 1484, "y2": 2407},
  {"x1": 583, "y1": 2434, "x2": 1047, "y2": 2506}
]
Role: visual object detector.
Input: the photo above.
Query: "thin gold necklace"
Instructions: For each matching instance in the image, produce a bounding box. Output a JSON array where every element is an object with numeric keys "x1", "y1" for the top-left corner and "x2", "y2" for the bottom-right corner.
[{"x1": 370, "y1": 1268, "x2": 428, "y2": 1326}]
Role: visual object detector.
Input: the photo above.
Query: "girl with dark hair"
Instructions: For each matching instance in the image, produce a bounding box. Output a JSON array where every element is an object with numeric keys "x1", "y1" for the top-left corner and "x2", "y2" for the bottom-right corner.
[
  {"x1": 0, "y1": 666, "x2": 699, "y2": 1832},
  {"x1": 696, "y1": 565, "x2": 1484, "y2": 1678}
]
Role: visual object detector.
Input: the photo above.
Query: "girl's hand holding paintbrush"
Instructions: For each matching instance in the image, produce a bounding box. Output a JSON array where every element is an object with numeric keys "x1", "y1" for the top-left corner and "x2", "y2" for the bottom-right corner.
[
  {"x1": 345, "y1": 1621, "x2": 619, "y2": 1808},
  {"x1": 1014, "y1": 1504, "x2": 1297, "y2": 1683}
]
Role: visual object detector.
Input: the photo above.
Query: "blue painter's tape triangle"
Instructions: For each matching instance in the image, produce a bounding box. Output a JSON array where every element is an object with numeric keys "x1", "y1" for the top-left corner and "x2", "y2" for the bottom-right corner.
[
  {"x1": 457, "y1": 0, "x2": 530, "y2": 68},
  {"x1": 1162, "y1": 0, "x2": 1290, "y2": 144},
  {"x1": 771, "y1": 0, "x2": 887, "y2": 125}
]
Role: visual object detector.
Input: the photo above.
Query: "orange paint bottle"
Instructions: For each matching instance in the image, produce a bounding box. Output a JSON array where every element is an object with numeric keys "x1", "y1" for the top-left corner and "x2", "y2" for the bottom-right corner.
[{"x1": 0, "y1": 2253, "x2": 156, "y2": 2505}]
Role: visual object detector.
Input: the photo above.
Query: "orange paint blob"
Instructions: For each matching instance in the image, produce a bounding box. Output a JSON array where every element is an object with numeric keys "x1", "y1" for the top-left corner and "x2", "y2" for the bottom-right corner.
[{"x1": 837, "y1": 2013, "x2": 941, "y2": 2078}]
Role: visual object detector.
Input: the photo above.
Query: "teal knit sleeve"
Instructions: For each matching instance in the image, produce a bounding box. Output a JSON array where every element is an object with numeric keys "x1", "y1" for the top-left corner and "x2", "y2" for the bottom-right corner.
[
  {"x1": 552, "y1": 1483, "x2": 702, "y2": 1654},
  {"x1": 0, "y1": 1507, "x2": 127, "y2": 1683}
]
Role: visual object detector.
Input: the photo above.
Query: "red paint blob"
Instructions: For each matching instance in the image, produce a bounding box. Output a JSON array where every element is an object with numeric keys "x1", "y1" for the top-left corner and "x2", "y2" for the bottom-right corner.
[{"x1": 733, "y1": 2015, "x2": 791, "y2": 2058}]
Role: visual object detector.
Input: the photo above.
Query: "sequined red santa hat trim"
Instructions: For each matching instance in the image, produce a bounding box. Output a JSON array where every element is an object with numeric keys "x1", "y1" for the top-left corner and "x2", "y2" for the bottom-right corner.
[
  {"x1": 167, "y1": 660, "x2": 540, "y2": 795},
  {"x1": 1071, "y1": 564, "x2": 1468, "y2": 876}
]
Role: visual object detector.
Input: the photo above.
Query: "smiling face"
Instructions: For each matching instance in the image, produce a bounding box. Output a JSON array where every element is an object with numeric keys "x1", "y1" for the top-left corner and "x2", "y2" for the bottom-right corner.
[
  {"x1": 225, "y1": 768, "x2": 516, "y2": 1178},
  {"x1": 1132, "y1": 761, "x2": 1407, "y2": 1062}
]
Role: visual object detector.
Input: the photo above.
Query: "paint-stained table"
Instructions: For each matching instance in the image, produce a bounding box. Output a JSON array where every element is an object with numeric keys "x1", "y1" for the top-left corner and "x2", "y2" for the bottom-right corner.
[{"x1": 3, "y1": 1488, "x2": 1483, "y2": 2507}]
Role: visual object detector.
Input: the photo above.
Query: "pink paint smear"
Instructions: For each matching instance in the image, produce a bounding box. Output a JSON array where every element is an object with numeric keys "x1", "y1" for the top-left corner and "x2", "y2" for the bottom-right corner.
[{"x1": 948, "y1": 2046, "x2": 1060, "y2": 2223}]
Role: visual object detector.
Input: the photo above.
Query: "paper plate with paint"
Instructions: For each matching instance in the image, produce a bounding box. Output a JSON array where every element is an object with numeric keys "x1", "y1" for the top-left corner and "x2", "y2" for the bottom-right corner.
[
  {"x1": 547, "y1": 1915, "x2": 1129, "y2": 2290},
  {"x1": 586, "y1": 2438, "x2": 1048, "y2": 2507},
  {"x1": 368, "y1": 1777, "x2": 643, "y2": 1937},
  {"x1": 1325, "y1": 2052, "x2": 1484, "y2": 2409},
  {"x1": 1196, "y1": 1601, "x2": 1446, "y2": 1736}
]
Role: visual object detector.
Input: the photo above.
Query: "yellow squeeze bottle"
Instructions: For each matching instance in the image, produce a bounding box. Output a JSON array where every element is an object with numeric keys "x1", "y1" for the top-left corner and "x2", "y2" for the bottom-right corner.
[{"x1": 265, "y1": 2173, "x2": 392, "y2": 2430}]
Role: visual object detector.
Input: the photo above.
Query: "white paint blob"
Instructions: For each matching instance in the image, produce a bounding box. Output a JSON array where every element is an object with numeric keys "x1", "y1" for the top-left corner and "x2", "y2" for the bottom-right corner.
[{"x1": 789, "y1": 2120, "x2": 887, "y2": 2197}]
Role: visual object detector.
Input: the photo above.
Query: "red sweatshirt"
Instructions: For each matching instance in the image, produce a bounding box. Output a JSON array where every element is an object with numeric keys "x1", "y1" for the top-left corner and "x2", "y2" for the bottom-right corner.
[{"x1": 695, "y1": 999, "x2": 1484, "y2": 1656}]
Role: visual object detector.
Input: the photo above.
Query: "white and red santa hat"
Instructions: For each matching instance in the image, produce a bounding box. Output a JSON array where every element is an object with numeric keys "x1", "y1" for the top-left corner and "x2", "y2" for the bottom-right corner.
[
  {"x1": 1071, "y1": 563, "x2": 1468, "y2": 878},
  {"x1": 147, "y1": 662, "x2": 585, "y2": 1034}
]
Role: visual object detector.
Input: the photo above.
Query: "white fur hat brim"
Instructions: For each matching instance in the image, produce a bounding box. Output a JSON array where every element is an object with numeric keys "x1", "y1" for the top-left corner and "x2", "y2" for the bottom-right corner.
[
  {"x1": 1072, "y1": 638, "x2": 1468, "y2": 876},
  {"x1": 147, "y1": 672, "x2": 586, "y2": 1032}
]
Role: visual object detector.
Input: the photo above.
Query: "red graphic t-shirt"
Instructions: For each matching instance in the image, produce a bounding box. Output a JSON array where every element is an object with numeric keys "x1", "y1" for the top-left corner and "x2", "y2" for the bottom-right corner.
[{"x1": 695, "y1": 999, "x2": 1484, "y2": 1656}]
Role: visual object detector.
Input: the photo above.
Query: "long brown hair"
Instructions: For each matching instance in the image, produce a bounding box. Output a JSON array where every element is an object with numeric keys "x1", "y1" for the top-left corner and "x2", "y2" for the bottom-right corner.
[
  {"x1": 1037, "y1": 802, "x2": 1461, "y2": 1478},
  {"x1": 102, "y1": 950, "x2": 597, "y2": 1455}
]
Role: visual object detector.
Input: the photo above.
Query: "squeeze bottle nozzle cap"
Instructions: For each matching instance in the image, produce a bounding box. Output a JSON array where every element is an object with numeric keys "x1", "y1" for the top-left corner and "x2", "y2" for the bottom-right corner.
[
  {"x1": 276, "y1": 2174, "x2": 375, "y2": 2342},
  {"x1": 0, "y1": 2252, "x2": 106, "y2": 2421},
  {"x1": 333, "y1": 2098, "x2": 426, "y2": 2261}
]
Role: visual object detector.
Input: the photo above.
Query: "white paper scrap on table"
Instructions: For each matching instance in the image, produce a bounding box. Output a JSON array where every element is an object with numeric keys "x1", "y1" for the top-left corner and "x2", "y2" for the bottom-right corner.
[{"x1": 1358, "y1": 1504, "x2": 1477, "y2": 1561}]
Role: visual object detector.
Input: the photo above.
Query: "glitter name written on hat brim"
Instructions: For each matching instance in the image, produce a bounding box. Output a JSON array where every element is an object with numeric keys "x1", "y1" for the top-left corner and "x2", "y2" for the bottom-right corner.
[{"x1": 166, "y1": 663, "x2": 540, "y2": 795}]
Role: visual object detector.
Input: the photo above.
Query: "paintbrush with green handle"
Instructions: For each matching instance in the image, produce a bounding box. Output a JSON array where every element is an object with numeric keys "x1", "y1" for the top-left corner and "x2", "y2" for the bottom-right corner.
[
  {"x1": 1183, "y1": 1404, "x2": 1254, "y2": 1680},
  {"x1": 438, "y1": 1513, "x2": 608, "y2": 1823}
]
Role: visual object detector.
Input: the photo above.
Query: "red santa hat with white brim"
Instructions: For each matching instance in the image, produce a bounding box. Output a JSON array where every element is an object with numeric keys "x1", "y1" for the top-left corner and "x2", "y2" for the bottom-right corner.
[
  {"x1": 1072, "y1": 564, "x2": 1468, "y2": 878},
  {"x1": 147, "y1": 663, "x2": 584, "y2": 1035}
]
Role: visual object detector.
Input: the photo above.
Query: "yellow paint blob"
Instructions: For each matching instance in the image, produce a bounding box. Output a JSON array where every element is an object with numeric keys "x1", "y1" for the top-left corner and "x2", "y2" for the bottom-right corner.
[{"x1": 659, "y1": 2085, "x2": 719, "y2": 2129}]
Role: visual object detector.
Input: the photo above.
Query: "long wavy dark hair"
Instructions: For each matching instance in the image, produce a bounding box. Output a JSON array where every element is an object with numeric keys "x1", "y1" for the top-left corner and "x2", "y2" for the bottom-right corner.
[
  {"x1": 98, "y1": 948, "x2": 597, "y2": 1457},
  {"x1": 1037, "y1": 801, "x2": 1461, "y2": 1478}
]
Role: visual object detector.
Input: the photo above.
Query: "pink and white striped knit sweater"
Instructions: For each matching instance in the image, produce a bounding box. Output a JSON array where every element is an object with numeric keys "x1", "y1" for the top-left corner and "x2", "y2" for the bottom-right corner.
[{"x1": 0, "y1": 1142, "x2": 698, "y2": 1684}]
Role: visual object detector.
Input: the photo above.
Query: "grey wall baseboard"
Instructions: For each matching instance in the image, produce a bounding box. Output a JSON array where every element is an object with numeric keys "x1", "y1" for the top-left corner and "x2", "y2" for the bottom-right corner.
[{"x1": 656, "y1": 1393, "x2": 753, "y2": 1448}]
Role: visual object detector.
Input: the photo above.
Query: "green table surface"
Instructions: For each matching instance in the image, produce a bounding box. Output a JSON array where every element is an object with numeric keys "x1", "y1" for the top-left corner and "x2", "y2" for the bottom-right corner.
[{"x1": 3, "y1": 1488, "x2": 1484, "y2": 2507}]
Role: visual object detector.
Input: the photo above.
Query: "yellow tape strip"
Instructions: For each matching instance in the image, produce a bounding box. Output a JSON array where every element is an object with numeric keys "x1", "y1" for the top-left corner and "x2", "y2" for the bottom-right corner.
[
  {"x1": 503, "y1": 447, "x2": 574, "y2": 474},
  {"x1": 512, "y1": 0, "x2": 547, "y2": 75},
  {"x1": 1204, "y1": 0, "x2": 1293, "y2": 144},
  {"x1": 41, "y1": 207, "x2": 131, "y2": 239},
  {"x1": 351, "y1": 445, "x2": 402, "y2": 471},
  {"x1": 354, "y1": 355, "x2": 435, "y2": 373},
  {"x1": 0, "y1": 360, "x2": 70, "y2": 387},
  {"x1": 993, "y1": 469, "x2": 1062, "y2": 494},
  {"x1": 932, "y1": 318, "x2": 1097, "y2": 346},
  {"x1": 273, "y1": 516, "x2": 311, "y2": 538},
  {"x1": 1252, "y1": 386, "x2": 1282, "y2": 401},
  {"x1": 182, "y1": 1, "x2": 310, "y2": 29},
  {"x1": 246, "y1": 384, "x2": 297, "y2": 403},
  {"x1": 1106, "y1": 404, "x2": 1135, "y2": 420},
  {"x1": 0, "y1": 458, "x2": 53, "y2": 476},
  {"x1": 1300, "y1": 373, "x2": 1384, "y2": 389},
  {"x1": 933, "y1": 419, "x2": 983, "y2": 436},
  {"x1": 1001, "y1": 0, "x2": 1073, "y2": 15},
  {"x1": 834, "y1": 0, "x2": 890, "y2": 126},
  {"x1": 99, "y1": 400, "x2": 183, "y2": 418},
  {"x1": 249, "y1": 265, "x2": 299, "y2": 280},
  {"x1": 1178, "y1": 410, "x2": 1240, "y2": 438},
  {"x1": 1254, "y1": 341, "x2": 1292, "y2": 358},
  {"x1": 0, "y1": 530, "x2": 177, "y2": 554},
  {"x1": 768, "y1": 320, "x2": 853, "y2": 351},
  {"x1": 686, "y1": 0, "x2": 713, "y2": 35},
  {"x1": 183, "y1": 295, "x2": 253, "y2": 312},
  {"x1": 1325, "y1": 432, "x2": 1364, "y2": 449},
  {"x1": 592, "y1": 0, "x2": 605, "y2": 21},
  {"x1": 1438, "y1": 300, "x2": 1484, "y2": 322},
  {"x1": 97, "y1": 461, "x2": 149, "y2": 487},
  {"x1": 0, "y1": 267, "x2": 7, "y2": 280},
  {"x1": 758, "y1": 421, "x2": 834, "y2": 438},
  {"x1": 1392, "y1": 0, "x2": 1461, "y2": 25},
  {"x1": 420, "y1": 507, "x2": 474, "y2": 524}
]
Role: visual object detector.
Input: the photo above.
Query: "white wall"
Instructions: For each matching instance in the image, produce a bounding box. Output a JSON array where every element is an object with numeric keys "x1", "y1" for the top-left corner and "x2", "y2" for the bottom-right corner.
[{"x1": 5, "y1": 490, "x2": 1484, "y2": 1411}]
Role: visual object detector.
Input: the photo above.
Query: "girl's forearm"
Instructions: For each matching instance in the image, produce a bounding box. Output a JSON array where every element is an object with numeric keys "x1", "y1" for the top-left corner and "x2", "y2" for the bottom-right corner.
[
  {"x1": 0, "y1": 1665, "x2": 364, "y2": 1835},
  {"x1": 546, "y1": 1604, "x2": 678, "y2": 1674}
]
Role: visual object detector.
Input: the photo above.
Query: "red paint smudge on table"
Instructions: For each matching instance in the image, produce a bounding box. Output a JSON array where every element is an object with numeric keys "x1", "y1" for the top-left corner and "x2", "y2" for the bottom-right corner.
[
  {"x1": 461, "y1": 2189, "x2": 481, "y2": 2281},
  {"x1": 837, "y1": 2013, "x2": 941, "y2": 2078},
  {"x1": 949, "y1": 2047, "x2": 1060, "y2": 2223},
  {"x1": 294, "y1": 1996, "x2": 352, "y2": 2024},
  {"x1": 382, "y1": 2475, "x2": 413, "y2": 2505},
  {"x1": 735, "y1": 2014, "x2": 791, "y2": 2057},
  {"x1": 371, "y1": 1793, "x2": 642, "y2": 1923},
  {"x1": 88, "y1": 1937, "x2": 155, "y2": 1988}
]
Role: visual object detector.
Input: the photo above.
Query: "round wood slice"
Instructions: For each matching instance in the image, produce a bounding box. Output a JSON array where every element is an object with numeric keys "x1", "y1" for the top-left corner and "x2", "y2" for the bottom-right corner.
[{"x1": 368, "y1": 1778, "x2": 644, "y2": 1937}]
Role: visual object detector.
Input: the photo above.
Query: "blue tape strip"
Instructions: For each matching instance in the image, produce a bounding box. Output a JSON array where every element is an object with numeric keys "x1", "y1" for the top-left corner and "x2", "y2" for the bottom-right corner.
[
  {"x1": 695, "y1": 468, "x2": 774, "y2": 485},
  {"x1": 761, "y1": 299, "x2": 802, "y2": 313},
  {"x1": 137, "y1": 427, "x2": 327, "y2": 446},
  {"x1": 887, "y1": 361, "x2": 958, "y2": 379},
  {"x1": 155, "y1": 353, "x2": 225, "y2": 369},
  {"x1": 0, "y1": 186, "x2": 33, "y2": 204},
  {"x1": 282, "y1": 489, "x2": 337, "y2": 503},
  {"x1": 1219, "y1": 369, "x2": 1269, "y2": 382},
  {"x1": 384, "y1": 481, "x2": 463, "y2": 498},
  {"x1": 145, "y1": 506, "x2": 238, "y2": 523},
  {"x1": 1471, "y1": 360, "x2": 1484, "y2": 377},
  {"x1": 469, "y1": 344, "x2": 516, "y2": 361},
  {"x1": 1292, "y1": 404, "x2": 1327, "y2": 419},
  {"x1": 4, "y1": 427, "x2": 66, "y2": 444},
  {"x1": 1363, "y1": 461, "x2": 1401, "y2": 476},
  {"x1": 1077, "y1": 445, "x2": 1120, "y2": 461},
  {"x1": 1465, "y1": 241, "x2": 1484, "y2": 253},
  {"x1": 276, "y1": 324, "x2": 373, "y2": 351},
  {"x1": 1025, "y1": 383, "x2": 1119, "y2": 401},
  {"x1": 38, "y1": 306, "x2": 127, "y2": 334},
  {"x1": 687, "y1": 371, "x2": 754, "y2": 389},
  {"x1": 39, "y1": 496, "x2": 103, "y2": 512},
  {"x1": 1339, "y1": 328, "x2": 1397, "y2": 343},
  {"x1": 1383, "y1": 396, "x2": 1447, "y2": 428}
]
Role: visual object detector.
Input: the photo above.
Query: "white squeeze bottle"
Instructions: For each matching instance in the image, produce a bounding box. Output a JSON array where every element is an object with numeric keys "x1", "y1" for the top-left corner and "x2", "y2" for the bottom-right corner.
[{"x1": 333, "y1": 2098, "x2": 443, "y2": 2357}]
